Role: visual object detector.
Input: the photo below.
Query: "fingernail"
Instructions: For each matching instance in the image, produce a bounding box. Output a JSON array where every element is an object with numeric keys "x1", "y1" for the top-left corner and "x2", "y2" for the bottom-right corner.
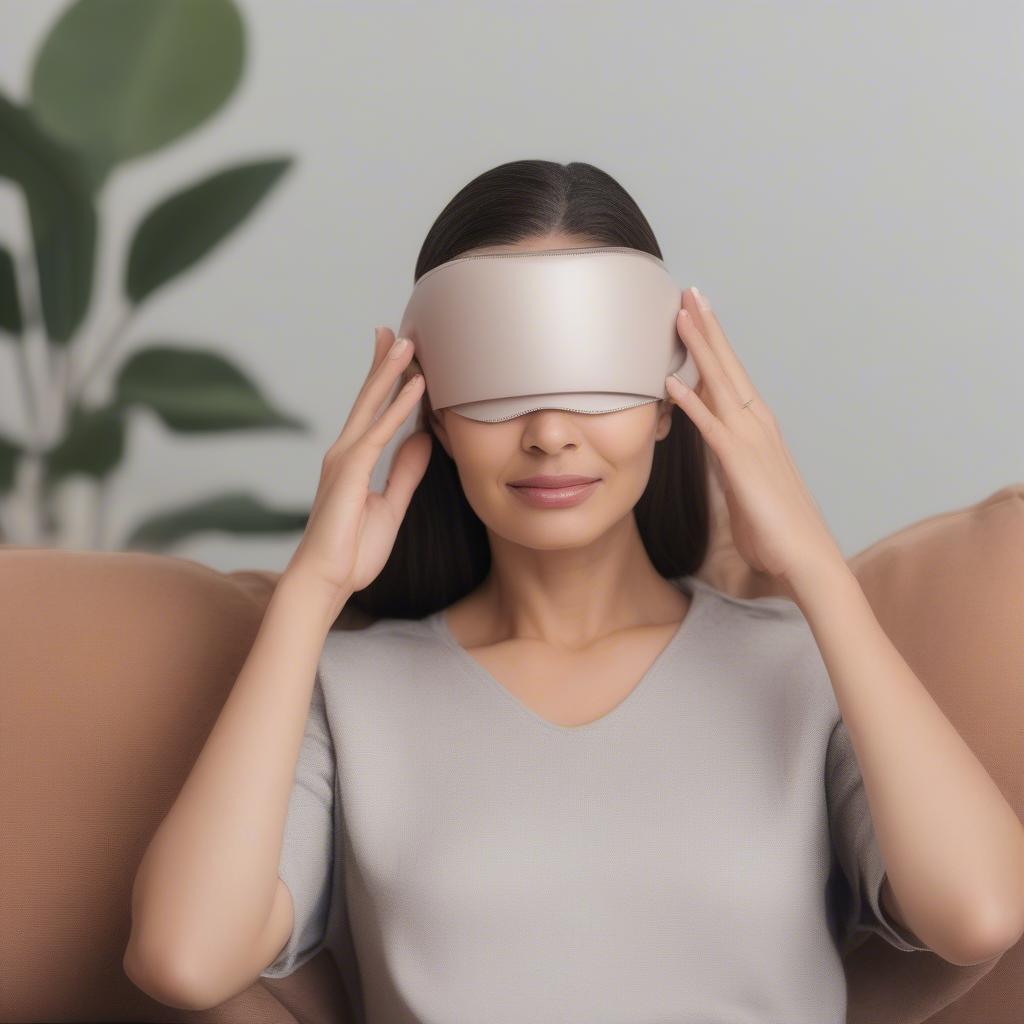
[
  {"x1": 691, "y1": 286, "x2": 709, "y2": 310},
  {"x1": 389, "y1": 336, "x2": 409, "y2": 359}
]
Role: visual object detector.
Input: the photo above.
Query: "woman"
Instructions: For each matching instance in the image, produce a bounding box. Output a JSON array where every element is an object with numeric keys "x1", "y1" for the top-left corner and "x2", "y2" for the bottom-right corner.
[{"x1": 124, "y1": 160, "x2": 1024, "y2": 1021}]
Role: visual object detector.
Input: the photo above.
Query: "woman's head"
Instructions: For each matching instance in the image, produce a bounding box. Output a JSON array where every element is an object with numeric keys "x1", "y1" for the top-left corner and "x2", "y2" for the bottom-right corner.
[
  {"x1": 347, "y1": 160, "x2": 710, "y2": 623},
  {"x1": 420, "y1": 230, "x2": 678, "y2": 561}
]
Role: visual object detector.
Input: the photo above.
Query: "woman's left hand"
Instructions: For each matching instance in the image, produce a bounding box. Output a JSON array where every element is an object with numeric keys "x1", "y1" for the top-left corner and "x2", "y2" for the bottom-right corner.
[{"x1": 665, "y1": 287, "x2": 845, "y2": 586}]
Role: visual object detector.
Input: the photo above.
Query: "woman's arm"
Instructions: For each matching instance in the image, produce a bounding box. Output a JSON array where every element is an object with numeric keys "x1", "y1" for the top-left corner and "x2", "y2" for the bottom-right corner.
[
  {"x1": 791, "y1": 558, "x2": 1024, "y2": 967},
  {"x1": 123, "y1": 572, "x2": 350, "y2": 1009}
]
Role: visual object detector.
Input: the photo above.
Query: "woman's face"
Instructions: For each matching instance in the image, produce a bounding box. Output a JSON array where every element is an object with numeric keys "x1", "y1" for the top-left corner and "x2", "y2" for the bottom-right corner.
[
  {"x1": 413, "y1": 234, "x2": 676, "y2": 551},
  {"x1": 432, "y1": 398, "x2": 674, "y2": 551}
]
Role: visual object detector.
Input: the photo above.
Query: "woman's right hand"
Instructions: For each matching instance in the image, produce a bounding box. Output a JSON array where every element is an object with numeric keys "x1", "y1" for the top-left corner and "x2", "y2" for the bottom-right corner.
[{"x1": 284, "y1": 326, "x2": 432, "y2": 601}]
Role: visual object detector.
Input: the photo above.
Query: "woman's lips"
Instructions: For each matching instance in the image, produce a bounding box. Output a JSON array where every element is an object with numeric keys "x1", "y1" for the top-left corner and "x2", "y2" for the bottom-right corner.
[
  {"x1": 508, "y1": 474, "x2": 598, "y2": 487},
  {"x1": 507, "y1": 480, "x2": 601, "y2": 508}
]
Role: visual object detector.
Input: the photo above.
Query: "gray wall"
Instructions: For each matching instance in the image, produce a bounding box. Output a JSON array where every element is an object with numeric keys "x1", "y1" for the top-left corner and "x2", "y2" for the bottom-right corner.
[{"x1": 1, "y1": 0, "x2": 1020, "y2": 574}]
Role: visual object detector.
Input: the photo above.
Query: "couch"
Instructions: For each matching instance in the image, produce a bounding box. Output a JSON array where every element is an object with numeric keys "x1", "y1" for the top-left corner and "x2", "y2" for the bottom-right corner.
[{"x1": 2, "y1": 482, "x2": 1022, "y2": 1023}]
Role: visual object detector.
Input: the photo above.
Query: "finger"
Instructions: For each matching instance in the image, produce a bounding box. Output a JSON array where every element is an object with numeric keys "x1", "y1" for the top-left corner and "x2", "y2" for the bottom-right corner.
[
  {"x1": 666, "y1": 372, "x2": 730, "y2": 455},
  {"x1": 329, "y1": 371, "x2": 425, "y2": 489},
  {"x1": 684, "y1": 288, "x2": 763, "y2": 414},
  {"x1": 360, "y1": 371, "x2": 425, "y2": 452},
  {"x1": 676, "y1": 308, "x2": 742, "y2": 411},
  {"x1": 369, "y1": 324, "x2": 393, "y2": 372},
  {"x1": 337, "y1": 335, "x2": 416, "y2": 447},
  {"x1": 395, "y1": 352, "x2": 424, "y2": 393}
]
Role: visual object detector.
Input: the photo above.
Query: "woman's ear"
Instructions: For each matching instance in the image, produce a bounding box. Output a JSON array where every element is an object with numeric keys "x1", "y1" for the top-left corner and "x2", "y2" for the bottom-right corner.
[
  {"x1": 428, "y1": 406, "x2": 455, "y2": 459},
  {"x1": 655, "y1": 397, "x2": 674, "y2": 442}
]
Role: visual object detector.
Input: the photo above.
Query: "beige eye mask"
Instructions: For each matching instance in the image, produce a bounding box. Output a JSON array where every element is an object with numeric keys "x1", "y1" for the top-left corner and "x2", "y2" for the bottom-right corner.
[{"x1": 395, "y1": 246, "x2": 700, "y2": 423}]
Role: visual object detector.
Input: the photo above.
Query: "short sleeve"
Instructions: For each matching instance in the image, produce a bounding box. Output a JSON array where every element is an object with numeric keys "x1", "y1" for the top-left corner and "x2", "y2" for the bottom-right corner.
[
  {"x1": 260, "y1": 667, "x2": 336, "y2": 978},
  {"x1": 825, "y1": 715, "x2": 931, "y2": 954}
]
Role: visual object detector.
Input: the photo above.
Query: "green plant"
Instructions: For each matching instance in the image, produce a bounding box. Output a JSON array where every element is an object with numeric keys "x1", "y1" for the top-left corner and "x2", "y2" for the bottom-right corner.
[{"x1": 0, "y1": 0, "x2": 312, "y2": 551}]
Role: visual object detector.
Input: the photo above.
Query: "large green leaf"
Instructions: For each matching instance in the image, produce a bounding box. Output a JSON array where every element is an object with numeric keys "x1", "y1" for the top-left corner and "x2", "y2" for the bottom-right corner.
[
  {"x1": 113, "y1": 344, "x2": 307, "y2": 432},
  {"x1": 122, "y1": 490, "x2": 310, "y2": 550},
  {"x1": 125, "y1": 158, "x2": 292, "y2": 304},
  {"x1": 0, "y1": 432, "x2": 23, "y2": 494},
  {"x1": 0, "y1": 243, "x2": 23, "y2": 336},
  {"x1": 30, "y1": 0, "x2": 245, "y2": 184},
  {"x1": 43, "y1": 402, "x2": 125, "y2": 485},
  {"x1": 0, "y1": 93, "x2": 96, "y2": 344}
]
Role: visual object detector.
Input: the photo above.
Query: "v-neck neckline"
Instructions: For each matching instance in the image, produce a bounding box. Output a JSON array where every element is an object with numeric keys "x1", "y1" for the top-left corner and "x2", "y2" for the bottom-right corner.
[{"x1": 425, "y1": 575, "x2": 711, "y2": 736}]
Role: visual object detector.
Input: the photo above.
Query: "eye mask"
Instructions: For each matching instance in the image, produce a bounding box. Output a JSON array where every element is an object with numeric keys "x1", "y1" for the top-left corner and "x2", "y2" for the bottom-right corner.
[{"x1": 395, "y1": 245, "x2": 700, "y2": 422}]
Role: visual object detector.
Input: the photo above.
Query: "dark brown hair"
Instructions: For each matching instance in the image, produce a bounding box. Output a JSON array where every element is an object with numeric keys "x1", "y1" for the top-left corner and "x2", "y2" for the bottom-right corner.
[{"x1": 345, "y1": 159, "x2": 710, "y2": 623}]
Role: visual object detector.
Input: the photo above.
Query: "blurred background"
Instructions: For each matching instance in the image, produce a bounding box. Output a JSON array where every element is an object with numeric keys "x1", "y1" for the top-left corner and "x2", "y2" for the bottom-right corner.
[{"x1": 0, "y1": 0, "x2": 1020, "y2": 575}]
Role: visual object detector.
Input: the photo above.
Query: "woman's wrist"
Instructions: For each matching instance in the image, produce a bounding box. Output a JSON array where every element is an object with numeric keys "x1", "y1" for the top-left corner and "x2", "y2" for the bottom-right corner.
[{"x1": 274, "y1": 568, "x2": 353, "y2": 631}]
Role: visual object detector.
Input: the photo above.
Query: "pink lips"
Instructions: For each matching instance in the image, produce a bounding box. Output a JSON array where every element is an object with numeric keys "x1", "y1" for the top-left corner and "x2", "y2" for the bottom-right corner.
[
  {"x1": 507, "y1": 476, "x2": 601, "y2": 509},
  {"x1": 508, "y1": 474, "x2": 599, "y2": 487}
]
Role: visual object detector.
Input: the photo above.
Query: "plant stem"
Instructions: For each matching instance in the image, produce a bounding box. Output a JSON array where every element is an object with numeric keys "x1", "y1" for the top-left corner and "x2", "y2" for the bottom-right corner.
[
  {"x1": 66, "y1": 302, "x2": 136, "y2": 407},
  {"x1": 12, "y1": 250, "x2": 43, "y2": 452}
]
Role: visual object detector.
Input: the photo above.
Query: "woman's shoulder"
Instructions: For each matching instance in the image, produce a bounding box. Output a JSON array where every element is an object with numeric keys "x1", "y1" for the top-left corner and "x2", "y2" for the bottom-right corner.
[
  {"x1": 680, "y1": 573, "x2": 807, "y2": 627},
  {"x1": 320, "y1": 609, "x2": 439, "y2": 670},
  {"x1": 681, "y1": 573, "x2": 834, "y2": 694}
]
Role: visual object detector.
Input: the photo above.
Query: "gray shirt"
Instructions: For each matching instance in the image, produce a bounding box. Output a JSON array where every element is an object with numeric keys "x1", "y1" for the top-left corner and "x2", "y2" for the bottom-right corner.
[{"x1": 260, "y1": 573, "x2": 929, "y2": 1022}]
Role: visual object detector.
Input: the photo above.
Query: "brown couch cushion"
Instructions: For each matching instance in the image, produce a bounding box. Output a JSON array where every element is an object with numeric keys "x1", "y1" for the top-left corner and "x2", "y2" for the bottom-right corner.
[{"x1": 0, "y1": 549, "x2": 352, "y2": 1023}]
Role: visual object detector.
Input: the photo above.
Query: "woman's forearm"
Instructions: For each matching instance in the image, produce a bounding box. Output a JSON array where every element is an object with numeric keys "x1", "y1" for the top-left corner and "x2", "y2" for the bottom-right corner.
[
  {"x1": 124, "y1": 571, "x2": 348, "y2": 999},
  {"x1": 789, "y1": 559, "x2": 1024, "y2": 966}
]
